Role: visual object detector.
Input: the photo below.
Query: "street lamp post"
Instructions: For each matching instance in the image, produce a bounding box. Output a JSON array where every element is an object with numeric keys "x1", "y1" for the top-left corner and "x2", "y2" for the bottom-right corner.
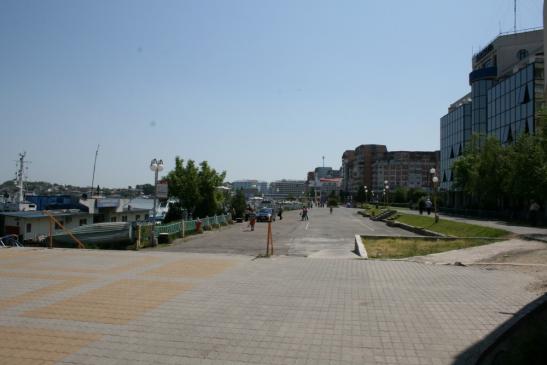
[
  {"x1": 149, "y1": 158, "x2": 164, "y2": 222},
  {"x1": 430, "y1": 168, "x2": 439, "y2": 223},
  {"x1": 384, "y1": 180, "x2": 389, "y2": 208}
]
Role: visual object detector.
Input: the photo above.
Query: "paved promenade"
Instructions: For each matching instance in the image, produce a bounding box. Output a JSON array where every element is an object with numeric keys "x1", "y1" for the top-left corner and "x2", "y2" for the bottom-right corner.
[
  {"x1": 159, "y1": 208, "x2": 415, "y2": 258},
  {"x1": 0, "y1": 247, "x2": 541, "y2": 364}
]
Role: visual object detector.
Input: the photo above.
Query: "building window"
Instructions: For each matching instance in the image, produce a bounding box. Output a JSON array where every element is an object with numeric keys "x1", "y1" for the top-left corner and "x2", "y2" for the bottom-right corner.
[
  {"x1": 122, "y1": 215, "x2": 127, "y2": 222},
  {"x1": 79, "y1": 219, "x2": 87, "y2": 226},
  {"x1": 26, "y1": 223, "x2": 32, "y2": 233},
  {"x1": 55, "y1": 221, "x2": 63, "y2": 230},
  {"x1": 65, "y1": 216, "x2": 72, "y2": 224},
  {"x1": 111, "y1": 217, "x2": 117, "y2": 222},
  {"x1": 136, "y1": 215, "x2": 141, "y2": 221},
  {"x1": 517, "y1": 49, "x2": 528, "y2": 61}
]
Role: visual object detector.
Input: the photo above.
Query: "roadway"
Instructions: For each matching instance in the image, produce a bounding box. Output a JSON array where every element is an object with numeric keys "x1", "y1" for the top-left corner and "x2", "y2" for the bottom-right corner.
[{"x1": 156, "y1": 207, "x2": 415, "y2": 257}]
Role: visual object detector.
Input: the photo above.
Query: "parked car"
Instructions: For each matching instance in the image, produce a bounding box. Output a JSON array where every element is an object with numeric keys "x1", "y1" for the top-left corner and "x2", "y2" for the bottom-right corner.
[{"x1": 256, "y1": 208, "x2": 275, "y2": 222}]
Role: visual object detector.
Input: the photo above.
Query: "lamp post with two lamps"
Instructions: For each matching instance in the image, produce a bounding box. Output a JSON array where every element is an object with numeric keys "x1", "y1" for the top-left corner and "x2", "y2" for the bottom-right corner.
[
  {"x1": 149, "y1": 158, "x2": 164, "y2": 222},
  {"x1": 430, "y1": 168, "x2": 439, "y2": 223},
  {"x1": 384, "y1": 180, "x2": 389, "y2": 208}
]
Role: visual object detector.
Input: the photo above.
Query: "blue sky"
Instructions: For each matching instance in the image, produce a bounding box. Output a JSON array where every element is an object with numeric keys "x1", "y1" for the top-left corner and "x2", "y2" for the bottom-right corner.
[{"x1": 0, "y1": 0, "x2": 543, "y2": 187}]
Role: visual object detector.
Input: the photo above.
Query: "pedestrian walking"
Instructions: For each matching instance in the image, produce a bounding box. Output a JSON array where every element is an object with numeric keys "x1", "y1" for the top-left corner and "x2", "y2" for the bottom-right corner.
[
  {"x1": 418, "y1": 199, "x2": 425, "y2": 215},
  {"x1": 301, "y1": 207, "x2": 308, "y2": 221},
  {"x1": 425, "y1": 198, "x2": 432, "y2": 215},
  {"x1": 529, "y1": 200, "x2": 540, "y2": 227},
  {"x1": 248, "y1": 209, "x2": 256, "y2": 231},
  {"x1": 277, "y1": 207, "x2": 283, "y2": 220}
]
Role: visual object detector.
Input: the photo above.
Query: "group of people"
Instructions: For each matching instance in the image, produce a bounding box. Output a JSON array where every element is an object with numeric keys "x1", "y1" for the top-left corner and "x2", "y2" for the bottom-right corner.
[
  {"x1": 244, "y1": 206, "x2": 284, "y2": 232},
  {"x1": 418, "y1": 198, "x2": 433, "y2": 215}
]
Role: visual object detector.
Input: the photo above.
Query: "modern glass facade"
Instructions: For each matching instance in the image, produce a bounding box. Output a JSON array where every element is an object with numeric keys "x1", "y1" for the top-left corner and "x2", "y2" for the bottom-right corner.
[
  {"x1": 471, "y1": 79, "x2": 493, "y2": 136},
  {"x1": 440, "y1": 103, "x2": 472, "y2": 190},
  {"x1": 487, "y1": 62, "x2": 543, "y2": 143},
  {"x1": 440, "y1": 29, "x2": 545, "y2": 196},
  {"x1": 441, "y1": 60, "x2": 544, "y2": 191}
]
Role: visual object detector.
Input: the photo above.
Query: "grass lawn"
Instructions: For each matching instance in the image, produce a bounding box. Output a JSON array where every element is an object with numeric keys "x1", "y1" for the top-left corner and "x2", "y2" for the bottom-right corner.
[
  {"x1": 363, "y1": 237, "x2": 496, "y2": 259},
  {"x1": 394, "y1": 213, "x2": 510, "y2": 238}
]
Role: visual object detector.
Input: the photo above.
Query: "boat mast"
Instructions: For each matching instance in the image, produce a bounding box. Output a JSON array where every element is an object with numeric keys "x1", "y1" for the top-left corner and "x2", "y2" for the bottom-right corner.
[{"x1": 91, "y1": 144, "x2": 100, "y2": 196}]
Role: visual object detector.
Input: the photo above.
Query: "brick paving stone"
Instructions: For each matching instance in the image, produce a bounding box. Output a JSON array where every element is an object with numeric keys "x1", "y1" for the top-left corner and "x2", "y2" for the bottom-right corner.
[{"x1": 0, "y1": 248, "x2": 542, "y2": 364}]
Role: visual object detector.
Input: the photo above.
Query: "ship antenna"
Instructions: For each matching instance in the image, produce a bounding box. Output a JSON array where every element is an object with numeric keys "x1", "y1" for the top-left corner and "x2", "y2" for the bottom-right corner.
[{"x1": 91, "y1": 144, "x2": 100, "y2": 196}]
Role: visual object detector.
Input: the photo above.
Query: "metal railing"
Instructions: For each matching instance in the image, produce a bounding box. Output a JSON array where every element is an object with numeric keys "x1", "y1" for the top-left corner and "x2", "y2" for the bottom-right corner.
[{"x1": 136, "y1": 213, "x2": 232, "y2": 249}]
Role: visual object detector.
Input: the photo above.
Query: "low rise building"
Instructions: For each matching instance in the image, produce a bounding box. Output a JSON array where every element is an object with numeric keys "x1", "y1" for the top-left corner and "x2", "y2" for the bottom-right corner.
[
  {"x1": 0, "y1": 210, "x2": 92, "y2": 242},
  {"x1": 79, "y1": 197, "x2": 149, "y2": 223},
  {"x1": 269, "y1": 180, "x2": 307, "y2": 199},
  {"x1": 319, "y1": 178, "x2": 343, "y2": 202}
]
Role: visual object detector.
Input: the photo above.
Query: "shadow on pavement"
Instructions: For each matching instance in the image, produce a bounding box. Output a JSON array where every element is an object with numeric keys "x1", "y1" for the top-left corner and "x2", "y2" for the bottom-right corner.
[{"x1": 453, "y1": 293, "x2": 547, "y2": 365}]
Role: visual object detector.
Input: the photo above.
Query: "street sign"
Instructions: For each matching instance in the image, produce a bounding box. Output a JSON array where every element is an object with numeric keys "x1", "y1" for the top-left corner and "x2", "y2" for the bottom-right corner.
[{"x1": 156, "y1": 182, "x2": 168, "y2": 199}]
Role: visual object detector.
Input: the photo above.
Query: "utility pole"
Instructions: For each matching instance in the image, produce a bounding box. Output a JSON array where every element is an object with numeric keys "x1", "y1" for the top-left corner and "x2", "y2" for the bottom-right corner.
[{"x1": 322, "y1": 156, "x2": 325, "y2": 168}]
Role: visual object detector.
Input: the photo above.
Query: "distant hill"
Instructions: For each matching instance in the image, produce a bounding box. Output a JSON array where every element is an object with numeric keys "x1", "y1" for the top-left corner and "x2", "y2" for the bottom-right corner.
[{"x1": 0, "y1": 180, "x2": 149, "y2": 199}]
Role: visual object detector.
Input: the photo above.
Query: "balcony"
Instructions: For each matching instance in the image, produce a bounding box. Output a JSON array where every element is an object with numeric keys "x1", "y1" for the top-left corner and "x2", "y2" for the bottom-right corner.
[{"x1": 469, "y1": 66, "x2": 497, "y2": 84}]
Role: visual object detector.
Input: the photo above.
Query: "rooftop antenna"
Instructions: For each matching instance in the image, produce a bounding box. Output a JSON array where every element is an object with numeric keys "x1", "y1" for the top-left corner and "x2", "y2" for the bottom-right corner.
[
  {"x1": 514, "y1": 0, "x2": 517, "y2": 33},
  {"x1": 15, "y1": 152, "x2": 28, "y2": 203},
  {"x1": 322, "y1": 156, "x2": 325, "y2": 168},
  {"x1": 91, "y1": 144, "x2": 100, "y2": 196}
]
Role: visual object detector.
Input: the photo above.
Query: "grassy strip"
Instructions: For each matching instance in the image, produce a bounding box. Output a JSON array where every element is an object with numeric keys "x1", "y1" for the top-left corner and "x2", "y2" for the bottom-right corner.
[
  {"x1": 363, "y1": 237, "x2": 495, "y2": 259},
  {"x1": 360, "y1": 205, "x2": 388, "y2": 218},
  {"x1": 394, "y1": 213, "x2": 509, "y2": 238}
]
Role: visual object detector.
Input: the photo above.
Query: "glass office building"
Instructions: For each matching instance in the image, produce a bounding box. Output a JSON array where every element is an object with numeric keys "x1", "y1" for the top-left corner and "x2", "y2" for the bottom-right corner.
[
  {"x1": 440, "y1": 29, "x2": 544, "y2": 193},
  {"x1": 440, "y1": 102, "x2": 472, "y2": 191},
  {"x1": 487, "y1": 62, "x2": 544, "y2": 143}
]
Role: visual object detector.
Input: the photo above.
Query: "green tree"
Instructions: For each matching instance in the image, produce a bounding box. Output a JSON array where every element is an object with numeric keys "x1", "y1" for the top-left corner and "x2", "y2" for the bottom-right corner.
[
  {"x1": 230, "y1": 189, "x2": 246, "y2": 218},
  {"x1": 166, "y1": 157, "x2": 226, "y2": 218},
  {"x1": 196, "y1": 161, "x2": 226, "y2": 217},
  {"x1": 393, "y1": 187, "x2": 407, "y2": 203},
  {"x1": 453, "y1": 134, "x2": 508, "y2": 208},
  {"x1": 163, "y1": 201, "x2": 184, "y2": 223},
  {"x1": 355, "y1": 185, "x2": 366, "y2": 203},
  {"x1": 327, "y1": 190, "x2": 338, "y2": 207},
  {"x1": 454, "y1": 121, "x2": 547, "y2": 210},
  {"x1": 407, "y1": 187, "x2": 427, "y2": 204},
  {"x1": 139, "y1": 184, "x2": 155, "y2": 196},
  {"x1": 505, "y1": 131, "x2": 547, "y2": 204}
]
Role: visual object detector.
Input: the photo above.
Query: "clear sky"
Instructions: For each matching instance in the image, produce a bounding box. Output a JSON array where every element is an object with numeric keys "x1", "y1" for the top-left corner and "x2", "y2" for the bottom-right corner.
[{"x1": 0, "y1": 0, "x2": 543, "y2": 187}]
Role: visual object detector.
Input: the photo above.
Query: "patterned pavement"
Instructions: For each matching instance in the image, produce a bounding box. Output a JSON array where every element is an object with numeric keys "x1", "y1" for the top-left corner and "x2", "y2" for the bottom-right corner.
[{"x1": 0, "y1": 247, "x2": 541, "y2": 364}]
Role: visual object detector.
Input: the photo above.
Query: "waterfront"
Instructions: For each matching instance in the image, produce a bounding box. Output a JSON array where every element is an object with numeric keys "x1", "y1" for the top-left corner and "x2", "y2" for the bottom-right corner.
[{"x1": 129, "y1": 197, "x2": 154, "y2": 211}]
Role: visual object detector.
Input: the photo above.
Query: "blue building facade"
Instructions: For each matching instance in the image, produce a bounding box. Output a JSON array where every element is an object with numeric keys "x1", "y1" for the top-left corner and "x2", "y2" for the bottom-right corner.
[{"x1": 440, "y1": 29, "x2": 544, "y2": 194}]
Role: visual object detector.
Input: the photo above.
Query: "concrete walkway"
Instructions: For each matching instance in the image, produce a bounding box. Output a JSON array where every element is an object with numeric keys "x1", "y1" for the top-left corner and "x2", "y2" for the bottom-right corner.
[
  {"x1": 159, "y1": 208, "x2": 414, "y2": 258},
  {"x1": 0, "y1": 247, "x2": 543, "y2": 365},
  {"x1": 407, "y1": 238, "x2": 547, "y2": 265}
]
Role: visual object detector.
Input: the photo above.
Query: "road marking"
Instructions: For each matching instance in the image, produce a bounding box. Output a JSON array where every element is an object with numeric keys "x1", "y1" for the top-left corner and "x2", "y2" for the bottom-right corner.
[{"x1": 305, "y1": 222, "x2": 310, "y2": 230}]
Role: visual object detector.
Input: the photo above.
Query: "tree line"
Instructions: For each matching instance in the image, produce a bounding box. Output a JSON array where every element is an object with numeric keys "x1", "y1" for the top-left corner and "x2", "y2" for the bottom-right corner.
[{"x1": 452, "y1": 113, "x2": 547, "y2": 210}]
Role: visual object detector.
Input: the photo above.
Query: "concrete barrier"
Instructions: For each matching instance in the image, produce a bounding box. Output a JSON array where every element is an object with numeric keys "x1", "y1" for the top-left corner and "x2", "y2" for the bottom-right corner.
[
  {"x1": 354, "y1": 235, "x2": 368, "y2": 258},
  {"x1": 386, "y1": 220, "x2": 447, "y2": 237}
]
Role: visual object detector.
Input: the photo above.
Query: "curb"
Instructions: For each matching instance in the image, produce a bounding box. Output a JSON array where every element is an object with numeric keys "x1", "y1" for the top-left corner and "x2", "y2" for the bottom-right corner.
[
  {"x1": 522, "y1": 234, "x2": 547, "y2": 243},
  {"x1": 386, "y1": 220, "x2": 447, "y2": 237},
  {"x1": 354, "y1": 235, "x2": 368, "y2": 258}
]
